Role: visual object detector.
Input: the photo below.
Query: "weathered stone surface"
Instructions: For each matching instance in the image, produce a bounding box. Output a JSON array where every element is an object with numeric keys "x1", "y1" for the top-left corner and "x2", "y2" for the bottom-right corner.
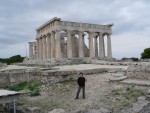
[
  {"x1": 48, "y1": 109, "x2": 65, "y2": 113},
  {"x1": 109, "y1": 76, "x2": 127, "y2": 82},
  {"x1": 126, "y1": 64, "x2": 150, "y2": 80},
  {"x1": 146, "y1": 89, "x2": 150, "y2": 95},
  {"x1": 25, "y1": 107, "x2": 41, "y2": 113},
  {"x1": 120, "y1": 79, "x2": 150, "y2": 86}
]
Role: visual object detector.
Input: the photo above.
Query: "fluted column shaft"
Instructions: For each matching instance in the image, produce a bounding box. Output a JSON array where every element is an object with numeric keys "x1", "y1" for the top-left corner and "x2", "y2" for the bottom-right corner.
[
  {"x1": 89, "y1": 32, "x2": 94, "y2": 57},
  {"x1": 99, "y1": 33, "x2": 105, "y2": 59},
  {"x1": 107, "y1": 34, "x2": 112, "y2": 60},
  {"x1": 29, "y1": 42, "x2": 33, "y2": 60},
  {"x1": 79, "y1": 31, "x2": 84, "y2": 58},
  {"x1": 36, "y1": 39, "x2": 39, "y2": 59},
  {"x1": 40, "y1": 37, "x2": 43, "y2": 59},
  {"x1": 42, "y1": 36, "x2": 47, "y2": 59},
  {"x1": 94, "y1": 36, "x2": 98, "y2": 57},
  {"x1": 67, "y1": 30, "x2": 73, "y2": 58},
  {"x1": 55, "y1": 30, "x2": 61, "y2": 59},
  {"x1": 51, "y1": 32, "x2": 55, "y2": 58},
  {"x1": 47, "y1": 34, "x2": 51, "y2": 59}
]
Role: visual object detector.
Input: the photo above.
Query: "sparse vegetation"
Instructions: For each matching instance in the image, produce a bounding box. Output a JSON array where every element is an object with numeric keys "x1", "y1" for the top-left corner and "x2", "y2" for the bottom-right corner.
[
  {"x1": 7, "y1": 82, "x2": 27, "y2": 91},
  {"x1": 6, "y1": 81, "x2": 41, "y2": 96},
  {"x1": 82, "y1": 61, "x2": 88, "y2": 64},
  {"x1": 105, "y1": 87, "x2": 145, "y2": 112}
]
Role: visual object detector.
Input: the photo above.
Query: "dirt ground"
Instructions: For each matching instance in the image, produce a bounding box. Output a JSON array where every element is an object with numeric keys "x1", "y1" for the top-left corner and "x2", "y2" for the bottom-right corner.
[{"x1": 19, "y1": 73, "x2": 148, "y2": 113}]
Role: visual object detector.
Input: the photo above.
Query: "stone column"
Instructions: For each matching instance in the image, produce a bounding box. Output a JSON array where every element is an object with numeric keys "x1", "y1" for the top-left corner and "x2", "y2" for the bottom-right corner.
[
  {"x1": 107, "y1": 34, "x2": 112, "y2": 60},
  {"x1": 94, "y1": 36, "x2": 98, "y2": 57},
  {"x1": 47, "y1": 33, "x2": 51, "y2": 59},
  {"x1": 40, "y1": 37, "x2": 43, "y2": 59},
  {"x1": 28, "y1": 42, "x2": 33, "y2": 60},
  {"x1": 67, "y1": 30, "x2": 73, "y2": 59},
  {"x1": 36, "y1": 38, "x2": 39, "y2": 59},
  {"x1": 78, "y1": 31, "x2": 84, "y2": 58},
  {"x1": 89, "y1": 32, "x2": 94, "y2": 58},
  {"x1": 38, "y1": 38, "x2": 41, "y2": 59},
  {"x1": 51, "y1": 31, "x2": 55, "y2": 59},
  {"x1": 99, "y1": 33, "x2": 105, "y2": 59},
  {"x1": 55, "y1": 30, "x2": 61, "y2": 59},
  {"x1": 42, "y1": 35, "x2": 47, "y2": 59}
]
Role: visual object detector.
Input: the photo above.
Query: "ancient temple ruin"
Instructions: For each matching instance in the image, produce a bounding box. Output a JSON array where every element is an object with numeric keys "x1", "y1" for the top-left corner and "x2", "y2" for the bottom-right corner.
[{"x1": 29, "y1": 17, "x2": 113, "y2": 61}]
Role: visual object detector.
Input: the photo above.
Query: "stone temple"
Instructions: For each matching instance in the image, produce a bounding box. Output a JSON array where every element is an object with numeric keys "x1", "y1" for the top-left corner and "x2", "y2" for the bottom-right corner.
[{"x1": 29, "y1": 17, "x2": 113, "y2": 61}]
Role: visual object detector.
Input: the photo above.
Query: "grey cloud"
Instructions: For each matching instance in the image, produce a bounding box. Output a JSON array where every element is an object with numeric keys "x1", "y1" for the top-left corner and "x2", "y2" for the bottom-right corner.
[{"x1": 0, "y1": 0, "x2": 150, "y2": 58}]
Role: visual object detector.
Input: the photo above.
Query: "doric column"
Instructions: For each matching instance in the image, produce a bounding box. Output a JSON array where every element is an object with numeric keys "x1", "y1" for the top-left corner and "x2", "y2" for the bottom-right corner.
[
  {"x1": 40, "y1": 37, "x2": 43, "y2": 59},
  {"x1": 38, "y1": 38, "x2": 41, "y2": 59},
  {"x1": 28, "y1": 42, "x2": 33, "y2": 60},
  {"x1": 67, "y1": 30, "x2": 73, "y2": 59},
  {"x1": 47, "y1": 33, "x2": 51, "y2": 59},
  {"x1": 36, "y1": 38, "x2": 39, "y2": 59},
  {"x1": 42, "y1": 35, "x2": 47, "y2": 59},
  {"x1": 78, "y1": 31, "x2": 84, "y2": 58},
  {"x1": 39, "y1": 37, "x2": 43, "y2": 59},
  {"x1": 94, "y1": 36, "x2": 98, "y2": 57},
  {"x1": 51, "y1": 31, "x2": 55, "y2": 59},
  {"x1": 89, "y1": 32, "x2": 94, "y2": 57},
  {"x1": 107, "y1": 34, "x2": 112, "y2": 60},
  {"x1": 99, "y1": 33, "x2": 105, "y2": 59},
  {"x1": 55, "y1": 30, "x2": 61, "y2": 59}
]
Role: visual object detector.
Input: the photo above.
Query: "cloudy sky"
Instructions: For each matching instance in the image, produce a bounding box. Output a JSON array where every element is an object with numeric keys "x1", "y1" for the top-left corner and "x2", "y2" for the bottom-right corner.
[{"x1": 0, "y1": 0, "x2": 150, "y2": 59}]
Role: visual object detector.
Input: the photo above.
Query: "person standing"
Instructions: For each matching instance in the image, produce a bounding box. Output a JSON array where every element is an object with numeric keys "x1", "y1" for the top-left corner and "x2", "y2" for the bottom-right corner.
[{"x1": 75, "y1": 72, "x2": 86, "y2": 99}]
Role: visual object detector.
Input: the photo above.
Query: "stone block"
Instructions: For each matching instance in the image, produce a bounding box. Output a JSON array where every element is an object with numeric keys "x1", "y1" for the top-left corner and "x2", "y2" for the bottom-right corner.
[
  {"x1": 25, "y1": 107, "x2": 41, "y2": 113},
  {"x1": 48, "y1": 109, "x2": 66, "y2": 113}
]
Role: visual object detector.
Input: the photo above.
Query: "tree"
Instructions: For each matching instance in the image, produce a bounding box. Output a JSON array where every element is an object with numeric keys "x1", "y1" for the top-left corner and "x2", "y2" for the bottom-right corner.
[
  {"x1": 0, "y1": 55, "x2": 24, "y2": 65},
  {"x1": 141, "y1": 48, "x2": 150, "y2": 59}
]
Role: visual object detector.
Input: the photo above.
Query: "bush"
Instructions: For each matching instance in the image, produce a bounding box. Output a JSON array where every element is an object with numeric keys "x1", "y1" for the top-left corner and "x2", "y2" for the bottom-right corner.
[
  {"x1": 7, "y1": 82, "x2": 27, "y2": 91},
  {"x1": 6, "y1": 81, "x2": 41, "y2": 96},
  {"x1": 0, "y1": 55, "x2": 24, "y2": 65},
  {"x1": 141, "y1": 48, "x2": 150, "y2": 59},
  {"x1": 30, "y1": 88, "x2": 40, "y2": 96}
]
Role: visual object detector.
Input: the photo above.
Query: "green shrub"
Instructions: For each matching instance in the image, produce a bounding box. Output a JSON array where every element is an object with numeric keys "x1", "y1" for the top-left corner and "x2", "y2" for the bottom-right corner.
[
  {"x1": 7, "y1": 82, "x2": 27, "y2": 91},
  {"x1": 30, "y1": 88, "x2": 40, "y2": 96},
  {"x1": 6, "y1": 81, "x2": 41, "y2": 96}
]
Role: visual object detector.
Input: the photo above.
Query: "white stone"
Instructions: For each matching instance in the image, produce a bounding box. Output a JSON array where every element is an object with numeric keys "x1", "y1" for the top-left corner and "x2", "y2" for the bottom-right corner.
[{"x1": 48, "y1": 109, "x2": 65, "y2": 113}]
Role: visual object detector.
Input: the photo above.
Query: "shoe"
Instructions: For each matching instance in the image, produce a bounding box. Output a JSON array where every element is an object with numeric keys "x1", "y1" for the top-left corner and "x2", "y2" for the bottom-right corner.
[{"x1": 75, "y1": 98, "x2": 78, "y2": 99}]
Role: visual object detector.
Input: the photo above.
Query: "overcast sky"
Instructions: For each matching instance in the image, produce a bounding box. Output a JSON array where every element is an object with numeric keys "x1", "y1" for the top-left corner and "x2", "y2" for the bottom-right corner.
[{"x1": 0, "y1": 0, "x2": 150, "y2": 59}]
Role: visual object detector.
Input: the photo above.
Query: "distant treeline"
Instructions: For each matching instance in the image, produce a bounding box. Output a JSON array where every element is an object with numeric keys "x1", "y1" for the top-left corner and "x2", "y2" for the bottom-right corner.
[
  {"x1": 0, "y1": 55, "x2": 25, "y2": 65},
  {"x1": 121, "y1": 57, "x2": 139, "y2": 62}
]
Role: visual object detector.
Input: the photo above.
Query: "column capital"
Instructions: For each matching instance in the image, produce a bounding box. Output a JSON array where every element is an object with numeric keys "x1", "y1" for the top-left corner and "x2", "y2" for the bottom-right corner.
[
  {"x1": 47, "y1": 33, "x2": 51, "y2": 37},
  {"x1": 107, "y1": 33, "x2": 112, "y2": 36},
  {"x1": 43, "y1": 35, "x2": 47, "y2": 38},
  {"x1": 98, "y1": 32, "x2": 104, "y2": 36}
]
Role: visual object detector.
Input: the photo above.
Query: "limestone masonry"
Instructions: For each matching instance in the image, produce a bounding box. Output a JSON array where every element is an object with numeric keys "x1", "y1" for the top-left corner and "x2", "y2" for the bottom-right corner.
[{"x1": 29, "y1": 17, "x2": 113, "y2": 61}]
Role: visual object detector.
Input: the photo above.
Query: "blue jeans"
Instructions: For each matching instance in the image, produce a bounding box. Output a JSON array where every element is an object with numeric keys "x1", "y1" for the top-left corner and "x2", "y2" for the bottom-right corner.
[{"x1": 76, "y1": 86, "x2": 85, "y2": 99}]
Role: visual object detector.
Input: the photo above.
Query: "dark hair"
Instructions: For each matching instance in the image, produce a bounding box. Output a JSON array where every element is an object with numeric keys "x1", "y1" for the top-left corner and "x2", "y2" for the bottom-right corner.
[{"x1": 79, "y1": 72, "x2": 83, "y2": 75}]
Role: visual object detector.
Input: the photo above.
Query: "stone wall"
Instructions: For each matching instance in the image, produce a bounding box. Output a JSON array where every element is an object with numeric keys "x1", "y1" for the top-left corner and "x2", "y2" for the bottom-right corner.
[
  {"x1": 126, "y1": 65, "x2": 150, "y2": 80},
  {"x1": 0, "y1": 71, "x2": 34, "y2": 87}
]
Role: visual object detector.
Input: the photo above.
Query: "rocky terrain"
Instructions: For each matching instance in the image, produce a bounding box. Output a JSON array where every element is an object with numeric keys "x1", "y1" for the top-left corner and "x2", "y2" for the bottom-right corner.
[{"x1": 18, "y1": 72, "x2": 148, "y2": 113}]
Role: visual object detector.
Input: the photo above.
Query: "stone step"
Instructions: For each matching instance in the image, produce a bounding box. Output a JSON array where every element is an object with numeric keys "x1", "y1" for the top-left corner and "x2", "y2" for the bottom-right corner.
[
  {"x1": 109, "y1": 76, "x2": 127, "y2": 82},
  {"x1": 120, "y1": 79, "x2": 150, "y2": 86}
]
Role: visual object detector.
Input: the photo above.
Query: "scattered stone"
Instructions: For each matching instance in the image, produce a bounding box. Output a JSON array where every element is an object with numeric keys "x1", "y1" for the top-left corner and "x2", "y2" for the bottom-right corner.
[
  {"x1": 120, "y1": 79, "x2": 150, "y2": 86},
  {"x1": 138, "y1": 96, "x2": 146, "y2": 101},
  {"x1": 25, "y1": 107, "x2": 41, "y2": 113},
  {"x1": 48, "y1": 109, "x2": 66, "y2": 113},
  {"x1": 109, "y1": 76, "x2": 127, "y2": 82},
  {"x1": 146, "y1": 89, "x2": 150, "y2": 95}
]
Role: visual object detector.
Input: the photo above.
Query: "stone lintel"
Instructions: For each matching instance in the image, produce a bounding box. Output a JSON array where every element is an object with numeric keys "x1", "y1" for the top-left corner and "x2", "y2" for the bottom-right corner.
[{"x1": 36, "y1": 17, "x2": 61, "y2": 31}]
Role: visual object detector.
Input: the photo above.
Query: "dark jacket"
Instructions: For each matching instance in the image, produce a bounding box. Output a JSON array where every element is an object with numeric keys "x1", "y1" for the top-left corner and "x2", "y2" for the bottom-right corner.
[{"x1": 77, "y1": 77, "x2": 86, "y2": 87}]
